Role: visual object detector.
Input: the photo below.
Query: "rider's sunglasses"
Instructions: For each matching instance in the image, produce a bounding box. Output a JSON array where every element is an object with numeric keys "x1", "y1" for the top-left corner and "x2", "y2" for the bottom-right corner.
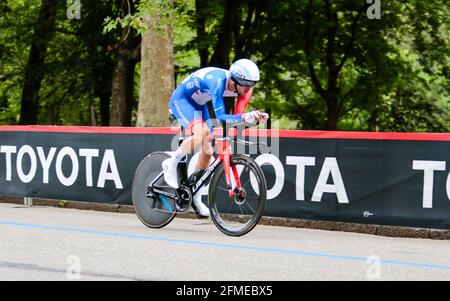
[{"x1": 235, "y1": 78, "x2": 257, "y2": 87}]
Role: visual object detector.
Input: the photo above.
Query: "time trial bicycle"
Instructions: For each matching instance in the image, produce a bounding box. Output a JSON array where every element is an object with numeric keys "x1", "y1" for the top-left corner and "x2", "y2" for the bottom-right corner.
[{"x1": 132, "y1": 120, "x2": 267, "y2": 236}]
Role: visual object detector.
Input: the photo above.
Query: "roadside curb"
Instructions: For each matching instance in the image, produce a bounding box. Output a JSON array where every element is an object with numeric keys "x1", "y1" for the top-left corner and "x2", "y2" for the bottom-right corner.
[{"x1": 1, "y1": 197, "x2": 449, "y2": 240}]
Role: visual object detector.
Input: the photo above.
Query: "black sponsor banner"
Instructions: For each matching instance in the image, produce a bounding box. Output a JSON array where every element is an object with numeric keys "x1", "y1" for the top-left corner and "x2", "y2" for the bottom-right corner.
[
  {"x1": 267, "y1": 137, "x2": 450, "y2": 230},
  {"x1": 1, "y1": 126, "x2": 450, "y2": 230},
  {"x1": 0, "y1": 128, "x2": 174, "y2": 205}
]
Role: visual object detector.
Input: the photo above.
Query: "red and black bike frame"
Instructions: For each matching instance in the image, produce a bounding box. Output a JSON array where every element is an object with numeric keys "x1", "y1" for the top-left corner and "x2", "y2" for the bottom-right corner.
[
  {"x1": 215, "y1": 137, "x2": 241, "y2": 199},
  {"x1": 149, "y1": 126, "x2": 244, "y2": 203},
  {"x1": 186, "y1": 135, "x2": 241, "y2": 200}
]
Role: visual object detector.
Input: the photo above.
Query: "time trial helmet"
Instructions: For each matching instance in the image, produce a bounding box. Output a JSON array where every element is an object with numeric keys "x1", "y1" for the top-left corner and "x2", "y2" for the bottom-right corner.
[{"x1": 229, "y1": 59, "x2": 260, "y2": 87}]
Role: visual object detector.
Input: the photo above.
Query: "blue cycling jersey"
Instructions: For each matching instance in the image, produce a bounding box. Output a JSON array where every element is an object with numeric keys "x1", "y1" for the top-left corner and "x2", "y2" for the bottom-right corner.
[{"x1": 169, "y1": 67, "x2": 244, "y2": 128}]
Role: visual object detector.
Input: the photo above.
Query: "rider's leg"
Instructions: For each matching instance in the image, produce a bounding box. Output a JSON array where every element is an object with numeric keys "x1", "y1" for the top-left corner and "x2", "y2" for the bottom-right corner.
[
  {"x1": 196, "y1": 130, "x2": 214, "y2": 169},
  {"x1": 163, "y1": 98, "x2": 203, "y2": 188},
  {"x1": 196, "y1": 104, "x2": 214, "y2": 169},
  {"x1": 163, "y1": 121, "x2": 211, "y2": 217},
  {"x1": 180, "y1": 120, "x2": 209, "y2": 154},
  {"x1": 192, "y1": 103, "x2": 214, "y2": 173},
  {"x1": 189, "y1": 123, "x2": 212, "y2": 217},
  {"x1": 163, "y1": 98, "x2": 211, "y2": 217},
  {"x1": 162, "y1": 120, "x2": 209, "y2": 189}
]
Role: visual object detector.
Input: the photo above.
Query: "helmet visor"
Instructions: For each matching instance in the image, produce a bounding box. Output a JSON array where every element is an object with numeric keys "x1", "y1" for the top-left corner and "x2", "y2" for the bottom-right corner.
[{"x1": 235, "y1": 77, "x2": 257, "y2": 87}]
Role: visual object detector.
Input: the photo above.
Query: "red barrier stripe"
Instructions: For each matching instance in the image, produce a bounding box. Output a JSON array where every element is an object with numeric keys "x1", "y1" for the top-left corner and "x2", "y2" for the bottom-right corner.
[
  {"x1": 261, "y1": 129, "x2": 450, "y2": 141},
  {"x1": 0, "y1": 125, "x2": 178, "y2": 135},
  {"x1": 1, "y1": 125, "x2": 450, "y2": 141}
]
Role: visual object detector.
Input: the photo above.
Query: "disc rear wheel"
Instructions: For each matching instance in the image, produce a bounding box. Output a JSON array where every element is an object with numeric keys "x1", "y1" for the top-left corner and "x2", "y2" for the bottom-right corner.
[{"x1": 132, "y1": 152, "x2": 177, "y2": 228}]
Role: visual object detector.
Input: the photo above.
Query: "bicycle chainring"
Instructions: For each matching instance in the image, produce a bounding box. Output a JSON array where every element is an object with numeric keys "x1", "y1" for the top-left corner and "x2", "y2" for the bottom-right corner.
[{"x1": 175, "y1": 186, "x2": 192, "y2": 212}]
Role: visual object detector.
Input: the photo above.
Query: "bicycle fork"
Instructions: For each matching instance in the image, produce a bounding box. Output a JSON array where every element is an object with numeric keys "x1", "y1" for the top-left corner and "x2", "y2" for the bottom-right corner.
[{"x1": 217, "y1": 139, "x2": 241, "y2": 199}]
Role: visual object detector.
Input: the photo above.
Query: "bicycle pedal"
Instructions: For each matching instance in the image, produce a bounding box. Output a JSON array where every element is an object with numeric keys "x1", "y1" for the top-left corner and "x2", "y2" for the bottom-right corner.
[{"x1": 195, "y1": 214, "x2": 209, "y2": 220}]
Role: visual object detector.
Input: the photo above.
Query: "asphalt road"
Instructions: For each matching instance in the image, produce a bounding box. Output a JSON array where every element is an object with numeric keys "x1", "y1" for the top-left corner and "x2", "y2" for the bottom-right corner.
[{"x1": 0, "y1": 202, "x2": 449, "y2": 281}]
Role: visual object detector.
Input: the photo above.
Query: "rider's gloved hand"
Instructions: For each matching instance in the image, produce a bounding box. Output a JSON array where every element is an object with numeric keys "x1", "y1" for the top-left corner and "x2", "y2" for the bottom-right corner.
[
  {"x1": 259, "y1": 112, "x2": 269, "y2": 125},
  {"x1": 244, "y1": 110, "x2": 261, "y2": 124}
]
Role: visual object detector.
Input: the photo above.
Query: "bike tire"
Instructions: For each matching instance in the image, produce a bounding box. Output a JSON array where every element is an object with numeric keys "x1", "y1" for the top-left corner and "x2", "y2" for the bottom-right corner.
[
  {"x1": 132, "y1": 151, "x2": 177, "y2": 228},
  {"x1": 208, "y1": 154, "x2": 267, "y2": 236}
]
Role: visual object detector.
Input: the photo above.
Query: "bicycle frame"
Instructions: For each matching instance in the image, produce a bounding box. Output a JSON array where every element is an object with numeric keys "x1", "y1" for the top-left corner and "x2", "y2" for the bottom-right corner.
[
  {"x1": 215, "y1": 137, "x2": 241, "y2": 199},
  {"x1": 147, "y1": 122, "x2": 269, "y2": 211},
  {"x1": 146, "y1": 138, "x2": 243, "y2": 208}
]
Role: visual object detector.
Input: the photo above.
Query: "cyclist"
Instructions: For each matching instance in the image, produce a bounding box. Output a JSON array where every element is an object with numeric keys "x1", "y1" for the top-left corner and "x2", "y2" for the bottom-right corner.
[{"x1": 163, "y1": 58, "x2": 269, "y2": 217}]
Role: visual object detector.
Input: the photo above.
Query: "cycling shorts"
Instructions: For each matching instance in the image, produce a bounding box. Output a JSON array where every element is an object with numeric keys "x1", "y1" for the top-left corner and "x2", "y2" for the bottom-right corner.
[{"x1": 169, "y1": 96, "x2": 212, "y2": 132}]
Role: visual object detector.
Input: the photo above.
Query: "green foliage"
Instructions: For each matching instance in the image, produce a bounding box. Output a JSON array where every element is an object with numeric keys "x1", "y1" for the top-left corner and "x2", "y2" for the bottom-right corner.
[
  {"x1": 0, "y1": 0, "x2": 449, "y2": 132},
  {"x1": 103, "y1": 14, "x2": 148, "y2": 36},
  {"x1": 0, "y1": 0, "x2": 40, "y2": 124},
  {"x1": 245, "y1": 0, "x2": 450, "y2": 131},
  {"x1": 0, "y1": 0, "x2": 122, "y2": 125},
  {"x1": 103, "y1": 0, "x2": 192, "y2": 36}
]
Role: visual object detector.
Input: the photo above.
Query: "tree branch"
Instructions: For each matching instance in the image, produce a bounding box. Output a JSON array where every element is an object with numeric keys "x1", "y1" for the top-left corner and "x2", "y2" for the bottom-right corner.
[
  {"x1": 337, "y1": 4, "x2": 366, "y2": 73},
  {"x1": 304, "y1": 0, "x2": 327, "y2": 101},
  {"x1": 255, "y1": 41, "x2": 288, "y2": 67},
  {"x1": 195, "y1": 0, "x2": 208, "y2": 67},
  {"x1": 340, "y1": 103, "x2": 358, "y2": 118},
  {"x1": 209, "y1": 0, "x2": 238, "y2": 67},
  {"x1": 337, "y1": 86, "x2": 355, "y2": 114},
  {"x1": 324, "y1": 0, "x2": 338, "y2": 76},
  {"x1": 239, "y1": 0, "x2": 255, "y2": 57}
]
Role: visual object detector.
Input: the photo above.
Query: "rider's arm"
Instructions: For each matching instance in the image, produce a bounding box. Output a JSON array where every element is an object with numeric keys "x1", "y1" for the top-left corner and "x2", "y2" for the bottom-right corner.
[
  {"x1": 212, "y1": 94, "x2": 245, "y2": 124},
  {"x1": 208, "y1": 77, "x2": 245, "y2": 125},
  {"x1": 201, "y1": 104, "x2": 215, "y2": 132},
  {"x1": 233, "y1": 88, "x2": 253, "y2": 114}
]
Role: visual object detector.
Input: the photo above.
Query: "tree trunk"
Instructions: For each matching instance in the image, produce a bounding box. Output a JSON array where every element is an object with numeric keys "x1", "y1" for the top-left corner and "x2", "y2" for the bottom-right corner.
[
  {"x1": 234, "y1": 0, "x2": 262, "y2": 60},
  {"x1": 110, "y1": 55, "x2": 137, "y2": 126},
  {"x1": 99, "y1": 93, "x2": 110, "y2": 126},
  {"x1": 325, "y1": 95, "x2": 338, "y2": 130},
  {"x1": 79, "y1": 2, "x2": 117, "y2": 126},
  {"x1": 208, "y1": 0, "x2": 239, "y2": 68},
  {"x1": 136, "y1": 13, "x2": 174, "y2": 127},
  {"x1": 324, "y1": 0, "x2": 339, "y2": 131},
  {"x1": 305, "y1": 0, "x2": 340, "y2": 131},
  {"x1": 195, "y1": 0, "x2": 209, "y2": 67},
  {"x1": 19, "y1": 0, "x2": 56, "y2": 125},
  {"x1": 90, "y1": 50, "x2": 113, "y2": 126},
  {"x1": 109, "y1": 0, "x2": 141, "y2": 127},
  {"x1": 47, "y1": 102, "x2": 58, "y2": 125},
  {"x1": 92, "y1": 45, "x2": 114, "y2": 126},
  {"x1": 209, "y1": 0, "x2": 239, "y2": 115}
]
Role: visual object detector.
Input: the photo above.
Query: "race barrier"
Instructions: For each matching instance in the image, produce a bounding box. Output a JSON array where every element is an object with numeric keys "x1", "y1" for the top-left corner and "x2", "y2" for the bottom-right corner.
[{"x1": 1, "y1": 125, "x2": 450, "y2": 230}]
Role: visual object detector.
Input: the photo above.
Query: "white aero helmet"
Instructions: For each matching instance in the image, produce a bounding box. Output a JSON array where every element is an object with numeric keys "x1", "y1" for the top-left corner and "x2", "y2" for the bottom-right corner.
[{"x1": 229, "y1": 58, "x2": 260, "y2": 87}]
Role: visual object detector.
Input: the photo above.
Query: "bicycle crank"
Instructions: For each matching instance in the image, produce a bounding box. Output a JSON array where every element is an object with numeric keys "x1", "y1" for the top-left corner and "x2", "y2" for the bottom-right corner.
[{"x1": 175, "y1": 186, "x2": 192, "y2": 212}]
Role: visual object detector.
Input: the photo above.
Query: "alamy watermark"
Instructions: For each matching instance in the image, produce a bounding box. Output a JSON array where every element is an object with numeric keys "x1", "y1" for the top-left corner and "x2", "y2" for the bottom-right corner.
[
  {"x1": 366, "y1": 255, "x2": 381, "y2": 280},
  {"x1": 66, "y1": 255, "x2": 81, "y2": 280},
  {"x1": 366, "y1": 0, "x2": 381, "y2": 20},
  {"x1": 169, "y1": 116, "x2": 280, "y2": 158},
  {"x1": 67, "y1": 0, "x2": 81, "y2": 20}
]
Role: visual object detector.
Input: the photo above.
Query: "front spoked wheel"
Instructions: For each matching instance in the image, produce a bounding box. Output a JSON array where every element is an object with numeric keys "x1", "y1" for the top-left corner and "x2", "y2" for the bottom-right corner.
[{"x1": 208, "y1": 154, "x2": 267, "y2": 236}]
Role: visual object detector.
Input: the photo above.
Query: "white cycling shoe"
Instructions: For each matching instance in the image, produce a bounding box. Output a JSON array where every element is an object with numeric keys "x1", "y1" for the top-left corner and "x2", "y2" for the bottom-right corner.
[
  {"x1": 191, "y1": 193, "x2": 210, "y2": 218},
  {"x1": 162, "y1": 158, "x2": 179, "y2": 189}
]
